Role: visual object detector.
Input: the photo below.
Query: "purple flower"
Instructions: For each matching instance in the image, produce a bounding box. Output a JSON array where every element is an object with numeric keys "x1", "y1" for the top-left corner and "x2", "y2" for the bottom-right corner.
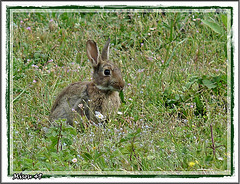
[
  {"x1": 215, "y1": 69, "x2": 219, "y2": 72},
  {"x1": 26, "y1": 27, "x2": 31, "y2": 31},
  {"x1": 50, "y1": 19, "x2": 53, "y2": 22},
  {"x1": 33, "y1": 80, "x2": 37, "y2": 83},
  {"x1": 147, "y1": 57, "x2": 153, "y2": 61},
  {"x1": 137, "y1": 69, "x2": 145, "y2": 73},
  {"x1": 141, "y1": 43, "x2": 144, "y2": 46},
  {"x1": 161, "y1": 60, "x2": 164, "y2": 64},
  {"x1": 196, "y1": 30, "x2": 199, "y2": 33},
  {"x1": 31, "y1": 64, "x2": 39, "y2": 68},
  {"x1": 20, "y1": 20, "x2": 23, "y2": 24},
  {"x1": 48, "y1": 59, "x2": 53, "y2": 63}
]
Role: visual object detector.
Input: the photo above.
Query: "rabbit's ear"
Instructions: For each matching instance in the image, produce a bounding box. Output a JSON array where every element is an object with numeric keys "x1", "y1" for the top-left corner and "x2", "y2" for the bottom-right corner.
[
  {"x1": 101, "y1": 38, "x2": 110, "y2": 61},
  {"x1": 86, "y1": 40, "x2": 100, "y2": 66}
]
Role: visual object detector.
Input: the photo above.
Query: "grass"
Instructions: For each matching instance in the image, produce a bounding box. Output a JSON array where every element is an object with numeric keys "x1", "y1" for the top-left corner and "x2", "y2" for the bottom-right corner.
[{"x1": 10, "y1": 8, "x2": 230, "y2": 174}]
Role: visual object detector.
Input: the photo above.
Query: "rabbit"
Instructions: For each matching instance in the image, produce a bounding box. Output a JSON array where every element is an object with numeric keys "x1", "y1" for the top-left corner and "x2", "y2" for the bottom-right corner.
[{"x1": 49, "y1": 38, "x2": 125, "y2": 126}]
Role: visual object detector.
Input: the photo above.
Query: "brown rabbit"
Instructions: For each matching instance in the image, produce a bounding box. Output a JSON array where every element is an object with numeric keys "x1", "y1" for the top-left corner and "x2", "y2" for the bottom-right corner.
[{"x1": 49, "y1": 38, "x2": 125, "y2": 126}]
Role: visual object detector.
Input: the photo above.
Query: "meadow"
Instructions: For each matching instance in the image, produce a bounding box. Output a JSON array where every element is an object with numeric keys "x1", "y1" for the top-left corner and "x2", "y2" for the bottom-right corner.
[{"x1": 10, "y1": 8, "x2": 231, "y2": 175}]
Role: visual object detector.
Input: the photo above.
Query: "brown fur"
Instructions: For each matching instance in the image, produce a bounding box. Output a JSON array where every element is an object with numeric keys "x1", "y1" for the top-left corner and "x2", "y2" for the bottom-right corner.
[{"x1": 49, "y1": 39, "x2": 124, "y2": 125}]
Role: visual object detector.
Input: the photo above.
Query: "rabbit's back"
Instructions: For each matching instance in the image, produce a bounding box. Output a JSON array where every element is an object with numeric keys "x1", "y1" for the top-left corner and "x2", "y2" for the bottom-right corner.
[{"x1": 49, "y1": 81, "x2": 90, "y2": 125}]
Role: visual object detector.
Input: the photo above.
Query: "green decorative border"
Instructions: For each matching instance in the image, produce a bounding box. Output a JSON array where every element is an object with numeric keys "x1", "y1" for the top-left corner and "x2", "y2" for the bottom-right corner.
[{"x1": 6, "y1": 5, "x2": 234, "y2": 178}]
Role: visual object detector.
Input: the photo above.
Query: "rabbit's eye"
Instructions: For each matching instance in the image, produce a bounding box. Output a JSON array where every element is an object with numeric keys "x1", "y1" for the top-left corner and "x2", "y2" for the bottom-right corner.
[{"x1": 104, "y1": 69, "x2": 111, "y2": 76}]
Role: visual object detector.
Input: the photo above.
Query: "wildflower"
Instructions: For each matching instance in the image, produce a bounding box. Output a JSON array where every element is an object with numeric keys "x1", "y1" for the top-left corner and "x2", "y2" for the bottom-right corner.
[
  {"x1": 141, "y1": 43, "x2": 144, "y2": 46},
  {"x1": 72, "y1": 108, "x2": 76, "y2": 112},
  {"x1": 215, "y1": 69, "x2": 219, "y2": 72},
  {"x1": 74, "y1": 23, "x2": 81, "y2": 28},
  {"x1": 49, "y1": 19, "x2": 53, "y2": 22},
  {"x1": 26, "y1": 27, "x2": 31, "y2": 31},
  {"x1": 217, "y1": 157, "x2": 224, "y2": 161},
  {"x1": 48, "y1": 59, "x2": 53, "y2": 63},
  {"x1": 78, "y1": 104, "x2": 83, "y2": 109},
  {"x1": 190, "y1": 105, "x2": 194, "y2": 108},
  {"x1": 127, "y1": 83, "x2": 131, "y2": 86},
  {"x1": 95, "y1": 111, "x2": 105, "y2": 120},
  {"x1": 74, "y1": 121, "x2": 79, "y2": 124},
  {"x1": 32, "y1": 64, "x2": 38, "y2": 68},
  {"x1": 33, "y1": 80, "x2": 37, "y2": 83},
  {"x1": 117, "y1": 111, "x2": 123, "y2": 115},
  {"x1": 93, "y1": 147, "x2": 96, "y2": 149},
  {"x1": 188, "y1": 161, "x2": 196, "y2": 167},
  {"x1": 20, "y1": 20, "x2": 23, "y2": 24},
  {"x1": 72, "y1": 158, "x2": 77, "y2": 163},
  {"x1": 196, "y1": 30, "x2": 199, "y2": 33},
  {"x1": 147, "y1": 57, "x2": 153, "y2": 61},
  {"x1": 149, "y1": 27, "x2": 157, "y2": 31},
  {"x1": 137, "y1": 69, "x2": 145, "y2": 73}
]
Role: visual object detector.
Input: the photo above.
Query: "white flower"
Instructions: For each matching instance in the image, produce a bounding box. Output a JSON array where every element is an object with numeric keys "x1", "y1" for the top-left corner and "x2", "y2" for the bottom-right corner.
[
  {"x1": 117, "y1": 111, "x2": 123, "y2": 115},
  {"x1": 72, "y1": 158, "x2": 77, "y2": 163},
  {"x1": 149, "y1": 27, "x2": 157, "y2": 31},
  {"x1": 217, "y1": 157, "x2": 224, "y2": 161},
  {"x1": 78, "y1": 104, "x2": 83, "y2": 108},
  {"x1": 95, "y1": 111, "x2": 105, "y2": 120}
]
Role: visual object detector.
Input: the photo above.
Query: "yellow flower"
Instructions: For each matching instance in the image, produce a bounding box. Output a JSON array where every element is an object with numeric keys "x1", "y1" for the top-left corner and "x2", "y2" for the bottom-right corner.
[
  {"x1": 188, "y1": 161, "x2": 196, "y2": 167},
  {"x1": 195, "y1": 160, "x2": 199, "y2": 164},
  {"x1": 93, "y1": 147, "x2": 96, "y2": 149}
]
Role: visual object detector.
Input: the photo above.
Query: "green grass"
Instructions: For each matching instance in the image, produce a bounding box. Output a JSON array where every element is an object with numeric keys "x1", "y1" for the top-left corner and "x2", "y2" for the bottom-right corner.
[{"x1": 11, "y1": 9, "x2": 230, "y2": 174}]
